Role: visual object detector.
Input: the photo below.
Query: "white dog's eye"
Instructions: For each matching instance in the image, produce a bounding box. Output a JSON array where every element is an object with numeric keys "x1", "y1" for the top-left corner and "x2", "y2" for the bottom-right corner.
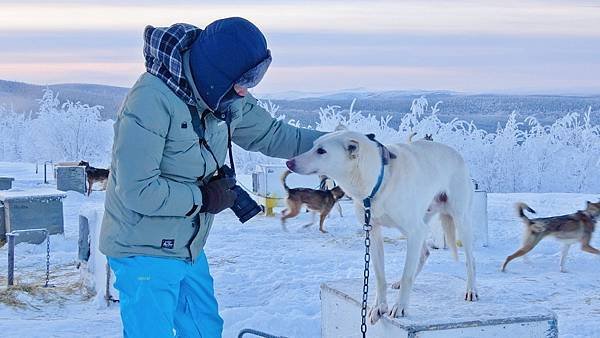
[{"x1": 316, "y1": 147, "x2": 327, "y2": 155}]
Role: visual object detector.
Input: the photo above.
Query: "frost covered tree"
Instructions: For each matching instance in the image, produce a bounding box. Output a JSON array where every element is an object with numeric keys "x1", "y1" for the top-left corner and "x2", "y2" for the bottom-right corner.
[
  {"x1": 28, "y1": 89, "x2": 113, "y2": 165},
  {"x1": 313, "y1": 97, "x2": 599, "y2": 193},
  {"x1": 0, "y1": 89, "x2": 114, "y2": 166},
  {"x1": 0, "y1": 105, "x2": 30, "y2": 161},
  {"x1": 0, "y1": 91, "x2": 598, "y2": 193}
]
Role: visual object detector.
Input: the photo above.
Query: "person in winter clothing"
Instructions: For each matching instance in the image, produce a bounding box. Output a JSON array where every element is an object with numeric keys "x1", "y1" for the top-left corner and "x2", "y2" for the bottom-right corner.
[{"x1": 99, "y1": 18, "x2": 324, "y2": 337}]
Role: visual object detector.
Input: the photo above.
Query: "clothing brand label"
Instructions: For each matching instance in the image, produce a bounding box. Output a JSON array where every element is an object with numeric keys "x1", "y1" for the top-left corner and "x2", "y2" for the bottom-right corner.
[
  {"x1": 161, "y1": 239, "x2": 175, "y2": 249},
  {"x1": 181, "y1": 122, "x2": 188, "y2": 129}
]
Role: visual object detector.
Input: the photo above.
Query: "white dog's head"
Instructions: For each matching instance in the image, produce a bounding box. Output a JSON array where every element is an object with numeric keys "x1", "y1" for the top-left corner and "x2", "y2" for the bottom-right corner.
[{"x1": 287, "y1": 131, "x2": 395, "y2": 196}]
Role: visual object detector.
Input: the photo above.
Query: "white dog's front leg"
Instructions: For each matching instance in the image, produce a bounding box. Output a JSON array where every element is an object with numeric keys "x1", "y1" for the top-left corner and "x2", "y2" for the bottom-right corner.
[
  {"x1": 368, "y1": 225, "x2": 388, "y2": 324},
  {"x1": 390, "y1": 228, "x2": 426, "y2": 318}
]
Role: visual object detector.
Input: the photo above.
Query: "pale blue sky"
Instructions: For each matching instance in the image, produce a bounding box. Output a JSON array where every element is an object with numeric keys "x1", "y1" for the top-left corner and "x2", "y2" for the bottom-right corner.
[{"x1": 1, "y1": 0, "x2": 599, "y2": 94}]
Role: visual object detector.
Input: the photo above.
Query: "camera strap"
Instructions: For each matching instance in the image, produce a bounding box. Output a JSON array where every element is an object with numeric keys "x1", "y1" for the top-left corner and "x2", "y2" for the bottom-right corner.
[
  {"x1": 187, "y1": 104, "x2": 220, "y2": 172},
  {"x1": 225, "y1": 120, "x2": 235, "y2": 173}
]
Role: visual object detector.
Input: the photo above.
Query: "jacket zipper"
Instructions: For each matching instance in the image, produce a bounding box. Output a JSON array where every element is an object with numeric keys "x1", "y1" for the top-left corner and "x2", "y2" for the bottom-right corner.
[{"x1": 187, "y1": 216, "x2": 201, "y2": 262}]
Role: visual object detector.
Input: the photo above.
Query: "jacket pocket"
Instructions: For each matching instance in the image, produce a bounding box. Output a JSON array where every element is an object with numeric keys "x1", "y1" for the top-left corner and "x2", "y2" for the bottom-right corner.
[{"x1": 124, "y1": 215, "x2": 194, "y2": 252}]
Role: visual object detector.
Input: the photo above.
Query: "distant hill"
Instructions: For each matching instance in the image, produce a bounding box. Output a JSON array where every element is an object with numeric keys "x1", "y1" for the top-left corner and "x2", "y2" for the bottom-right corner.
[
  {"x1": 1, "y1": 79, "x2": 598, "y2": 132},
  {"x1": 0, "y1": 79, "x2": 129, "y2": 120},
  {"x1": 264, "y1": 91, "x2": 600, "y2": 132}
]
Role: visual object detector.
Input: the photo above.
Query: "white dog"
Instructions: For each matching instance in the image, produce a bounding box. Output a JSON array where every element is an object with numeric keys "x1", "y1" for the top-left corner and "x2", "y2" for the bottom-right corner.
[{"x1": 286, "y1": 131, "x2": 477, "y2": 323}]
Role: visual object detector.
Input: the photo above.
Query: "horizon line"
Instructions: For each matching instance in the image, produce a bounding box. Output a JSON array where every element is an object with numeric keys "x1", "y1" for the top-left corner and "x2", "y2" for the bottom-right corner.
[{"x1": 1, "y1": 77, "x2": 598, "y2": 98}]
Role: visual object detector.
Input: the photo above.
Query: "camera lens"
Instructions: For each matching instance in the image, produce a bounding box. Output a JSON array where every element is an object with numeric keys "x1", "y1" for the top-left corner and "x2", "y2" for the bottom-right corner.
[{"x1": 230, "y1": 185, "x2": 263, "y2": 223}]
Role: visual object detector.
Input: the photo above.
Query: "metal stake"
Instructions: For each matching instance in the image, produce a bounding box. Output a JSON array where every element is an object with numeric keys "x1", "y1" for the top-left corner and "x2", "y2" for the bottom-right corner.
[
  {"x1": 7, "y1": 233, "x2": 16, "y2": 286},
  {"x1": 43, "y1": 160, "x2": 52, "y2": 184},
  {"x1": 5, "y1": 229, "x2": 50, "y2": 288}
]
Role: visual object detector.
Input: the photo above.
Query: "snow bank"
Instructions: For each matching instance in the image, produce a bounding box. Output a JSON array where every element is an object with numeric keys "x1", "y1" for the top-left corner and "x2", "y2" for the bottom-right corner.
[{"x1": 79, "y1": 202, "x2": 118, "y2": 306}]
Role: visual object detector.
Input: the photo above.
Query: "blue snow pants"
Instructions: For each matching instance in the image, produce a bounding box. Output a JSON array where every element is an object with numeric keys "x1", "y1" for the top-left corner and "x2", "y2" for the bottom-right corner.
[{"x1": 108, "y1": 251, "x2": 223, "y2": 338}]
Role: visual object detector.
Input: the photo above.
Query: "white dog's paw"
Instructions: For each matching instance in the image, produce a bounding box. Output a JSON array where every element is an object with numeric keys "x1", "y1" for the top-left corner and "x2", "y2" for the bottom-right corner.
[
  {"x1": 389, "y1": 302, "x2": 407, "y2": 318},
  {"x1": 368, "y1": 303, "x2": 388, "y2": 324},
  {"x1": 391, "y1": 281, "x2": 402, "y2": 289},
  {"x1": 465, "y1": 288, "x2": 479, "y2": 301}
]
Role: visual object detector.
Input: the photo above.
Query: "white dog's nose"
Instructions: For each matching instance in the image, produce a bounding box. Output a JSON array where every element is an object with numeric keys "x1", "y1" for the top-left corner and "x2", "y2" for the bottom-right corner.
[{"x1": 286, "y1": 159, "x2": 296, "y2": 171}]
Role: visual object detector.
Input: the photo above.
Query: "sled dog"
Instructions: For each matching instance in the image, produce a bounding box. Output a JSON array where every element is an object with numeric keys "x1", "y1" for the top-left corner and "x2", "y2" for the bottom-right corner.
[
  {"x1": 79, "y1": 161, "x2": 110, "y2": 196},
  {"x1": 286, "y1": 131, "x2": 477, "y2": 322},
  {"x1": 502, "y1": 201, "x2": 600, "y2": 272},
  {"x1": 280, "y1": 170, "x2": 345, "y2": 233}
]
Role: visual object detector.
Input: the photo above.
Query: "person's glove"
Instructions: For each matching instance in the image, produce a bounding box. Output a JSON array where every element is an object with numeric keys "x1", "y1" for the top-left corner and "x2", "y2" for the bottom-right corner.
[{"x1": 198, "y1": 177, "x2": 238, "y2": 214}]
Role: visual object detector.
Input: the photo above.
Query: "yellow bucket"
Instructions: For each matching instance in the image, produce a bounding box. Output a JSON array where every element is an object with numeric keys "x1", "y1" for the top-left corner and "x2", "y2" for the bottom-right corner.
[{"x1": 265, "y1": 195, "x2": 278, "y2": 217}]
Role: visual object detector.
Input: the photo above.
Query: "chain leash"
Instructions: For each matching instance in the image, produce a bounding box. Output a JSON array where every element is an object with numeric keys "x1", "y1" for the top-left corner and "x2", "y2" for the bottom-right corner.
[
  {"x1": 44, "y1": 232, "x2": 50, "y2": 288},
  {"x1": 360, "y1": 198, "x2": 372, "y2": 338}
]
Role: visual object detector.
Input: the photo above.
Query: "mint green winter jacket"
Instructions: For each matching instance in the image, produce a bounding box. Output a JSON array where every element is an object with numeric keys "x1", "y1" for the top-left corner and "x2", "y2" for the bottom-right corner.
[{"x1": 99, "y1": 54, "x2": 323, "y2": 262}]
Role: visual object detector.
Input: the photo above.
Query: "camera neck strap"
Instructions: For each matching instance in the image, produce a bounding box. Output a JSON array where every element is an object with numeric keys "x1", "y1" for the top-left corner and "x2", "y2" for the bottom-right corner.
[
  {"x1": 187, "y1": 104, "x2": 236, "y2": 175},
  {"x1": 225, "y1": 119, "x2": 235, "y2": 173}
]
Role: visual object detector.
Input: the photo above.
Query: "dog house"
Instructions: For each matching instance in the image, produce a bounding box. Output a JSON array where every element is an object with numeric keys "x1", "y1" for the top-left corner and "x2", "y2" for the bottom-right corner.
[
  {"x1": 0, "y1": 177, "x2": 15, "y2": 190},
  {"x1": 0, "y1": 189, "x2": 66, "y2": 244},
  {"x1": 321, "y1": 278, "x2": 558, "y2": 337},
  {"x1": 55, "y1": 165, "x2": 87, "y2": 194},
  {"x1": 251, "y1": 164, "x2": 321, "y2": 208}
]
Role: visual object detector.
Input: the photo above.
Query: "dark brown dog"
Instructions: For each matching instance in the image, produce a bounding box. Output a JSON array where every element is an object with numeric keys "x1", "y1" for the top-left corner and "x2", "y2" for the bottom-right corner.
[
  {"x1": 281, "y1": 170, "x2": 345, "y2": 233},
  {"x1": 502, "y1": 201, "x2": 600, "y2": 272},
  {"x1": 79, "y1": 161, "x2": 110, "y2": 196}
]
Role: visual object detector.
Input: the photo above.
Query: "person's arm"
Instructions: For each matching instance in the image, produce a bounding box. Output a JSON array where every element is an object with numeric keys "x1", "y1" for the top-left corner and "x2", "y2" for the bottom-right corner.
[
  {"x1": 231, "y1": 94, "x2": 325, "y2": 158},
  {"x1": 113, "y1": 86, "x2": 202, "y2": 217}
]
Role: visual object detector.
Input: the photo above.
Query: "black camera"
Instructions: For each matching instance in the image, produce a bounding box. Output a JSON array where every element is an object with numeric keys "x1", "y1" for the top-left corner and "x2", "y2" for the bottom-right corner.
[{"x1": 217, "y1": 165, "x2": 262, "y2": 223}]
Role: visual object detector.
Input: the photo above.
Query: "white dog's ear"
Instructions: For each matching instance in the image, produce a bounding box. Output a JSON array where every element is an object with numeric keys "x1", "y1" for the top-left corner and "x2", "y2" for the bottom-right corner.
[{"x1": 347, "y1": 139, "x2": 359, "y2": 159}]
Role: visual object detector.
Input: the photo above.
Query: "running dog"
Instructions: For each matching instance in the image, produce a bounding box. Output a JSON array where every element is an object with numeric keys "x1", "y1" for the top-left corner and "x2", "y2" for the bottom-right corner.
[
  {"x1": 319, "y1": 174, "x2": 344, "y2": 217},
  {"x1": 281, "y1": 170, "x2": 345, "y2": 233},
  {"x1": 286, "y1": 131, "x2": 477, "y2": 322},
  {"x1": 502, "y1": 201, "x2": 600, "y2": 272},
  {"x1": 78, "y1": 161, "x2": 110, "y2": 196}
]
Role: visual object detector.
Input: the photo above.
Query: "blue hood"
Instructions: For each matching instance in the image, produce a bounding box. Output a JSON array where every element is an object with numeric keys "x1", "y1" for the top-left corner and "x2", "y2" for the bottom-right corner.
[{"x1": 189, "y1": 17, "x2": 270, "y2": 111}]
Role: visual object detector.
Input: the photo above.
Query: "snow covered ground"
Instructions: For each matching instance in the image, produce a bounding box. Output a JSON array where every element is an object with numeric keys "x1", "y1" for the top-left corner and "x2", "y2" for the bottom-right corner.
[{"x1": 0, "y1": 162, "x2": 599, "y2": 337}]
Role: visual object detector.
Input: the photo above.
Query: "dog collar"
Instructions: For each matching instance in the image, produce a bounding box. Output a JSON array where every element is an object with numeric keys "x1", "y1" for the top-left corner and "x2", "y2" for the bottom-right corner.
[{"x1": 363, "y1": 135, "x2": 393, "y2": 208}]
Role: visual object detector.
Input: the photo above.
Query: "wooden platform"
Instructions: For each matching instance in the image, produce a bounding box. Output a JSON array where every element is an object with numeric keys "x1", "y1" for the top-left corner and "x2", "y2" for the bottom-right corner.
[{"x1": 321, "y1": 276, "x2": 558, "y2": 337}]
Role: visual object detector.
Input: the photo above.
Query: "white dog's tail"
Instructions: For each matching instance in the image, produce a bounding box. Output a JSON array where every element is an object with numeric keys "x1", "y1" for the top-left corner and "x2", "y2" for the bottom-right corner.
[{"x1": 440, "y1": 214, "x2": 459, "y2": 260}]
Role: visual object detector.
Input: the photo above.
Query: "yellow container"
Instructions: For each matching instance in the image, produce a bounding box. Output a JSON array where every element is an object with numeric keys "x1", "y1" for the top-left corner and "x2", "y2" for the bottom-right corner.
[{"x1": 265, "y1": 195, "x2": 278, "y2": 217}]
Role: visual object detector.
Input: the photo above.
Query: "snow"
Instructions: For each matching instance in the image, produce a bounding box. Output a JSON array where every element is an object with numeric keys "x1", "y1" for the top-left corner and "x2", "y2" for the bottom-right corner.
[
  {"x1": 0, "y1": 188, "x2": 66, "y2": 201},
  {"x1": 1, "y1": 161, "x2": 600, "y2": 338}
]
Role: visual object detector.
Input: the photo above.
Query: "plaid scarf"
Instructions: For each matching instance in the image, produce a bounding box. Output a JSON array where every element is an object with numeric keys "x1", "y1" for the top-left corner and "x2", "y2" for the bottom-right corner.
[{"x1": 143, "y1": 23, "x2": 202, "y2": 106}]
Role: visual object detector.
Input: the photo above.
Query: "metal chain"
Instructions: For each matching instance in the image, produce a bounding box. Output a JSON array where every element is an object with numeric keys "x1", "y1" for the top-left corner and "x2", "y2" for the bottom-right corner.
[
  {"x1": 44, "y1": 232, "x2": 50, "y2": 288},
  {"x1": 361, "y1": 200, "x2": 372, "y2": 338}
]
